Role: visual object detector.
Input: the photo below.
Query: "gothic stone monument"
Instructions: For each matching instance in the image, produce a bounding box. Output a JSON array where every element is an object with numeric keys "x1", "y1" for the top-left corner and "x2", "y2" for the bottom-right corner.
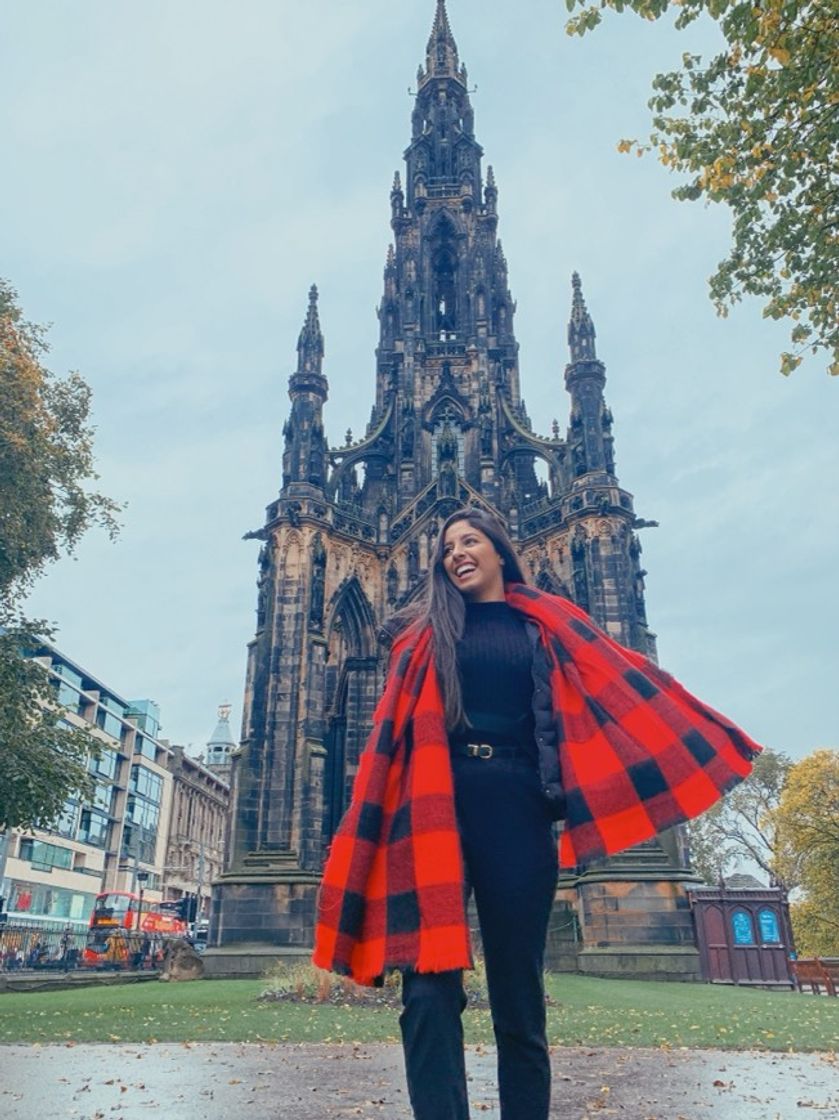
[{"x1": 206, "y1": 0, "x2": 702, "y2": 981}]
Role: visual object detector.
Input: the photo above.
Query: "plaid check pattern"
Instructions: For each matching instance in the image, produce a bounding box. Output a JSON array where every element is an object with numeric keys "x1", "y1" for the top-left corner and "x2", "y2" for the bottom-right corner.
[{"x1": 312, "y1": 586, "x2": 761, "y2": 983}]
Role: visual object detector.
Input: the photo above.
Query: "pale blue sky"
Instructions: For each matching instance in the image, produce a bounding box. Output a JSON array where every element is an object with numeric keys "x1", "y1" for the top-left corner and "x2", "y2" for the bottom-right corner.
[{"x1": 3, "y1": 0, "x2": 836, "y2": 759}]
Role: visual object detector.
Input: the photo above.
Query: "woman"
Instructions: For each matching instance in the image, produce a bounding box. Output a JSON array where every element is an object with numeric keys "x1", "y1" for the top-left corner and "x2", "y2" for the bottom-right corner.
[{"x1": 313, "y1": 507, "x2": 760, "y2": 1120}]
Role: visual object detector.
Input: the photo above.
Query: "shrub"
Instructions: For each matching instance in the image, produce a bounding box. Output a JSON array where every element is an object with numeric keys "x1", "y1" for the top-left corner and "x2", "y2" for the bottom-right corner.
[{"x1": 259, "y1": 957, "x2": 489, "y2": 1006}]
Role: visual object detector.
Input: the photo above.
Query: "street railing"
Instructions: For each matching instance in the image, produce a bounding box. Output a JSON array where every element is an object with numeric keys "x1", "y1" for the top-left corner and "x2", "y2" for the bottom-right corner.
[{"x1": 0, "y1": 919, "x2": 181, "y2": 972}]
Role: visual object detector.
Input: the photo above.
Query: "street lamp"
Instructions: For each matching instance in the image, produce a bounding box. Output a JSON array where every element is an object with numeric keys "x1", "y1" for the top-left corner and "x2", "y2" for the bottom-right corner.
[{"x1": 136, "y1": 870, "x2": 149, "y2": 931}]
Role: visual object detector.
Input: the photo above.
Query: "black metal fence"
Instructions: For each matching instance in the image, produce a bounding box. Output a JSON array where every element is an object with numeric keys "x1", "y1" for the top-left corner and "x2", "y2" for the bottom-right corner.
[{"x1": 0, "y1": 919, "x2": 176, "y2": 972}]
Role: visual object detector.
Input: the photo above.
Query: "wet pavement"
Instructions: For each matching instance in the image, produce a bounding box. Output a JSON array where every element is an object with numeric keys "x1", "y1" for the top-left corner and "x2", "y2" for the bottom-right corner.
[{"x1": 0, "y1": 1042, "x2": 836, "y2": 1119}]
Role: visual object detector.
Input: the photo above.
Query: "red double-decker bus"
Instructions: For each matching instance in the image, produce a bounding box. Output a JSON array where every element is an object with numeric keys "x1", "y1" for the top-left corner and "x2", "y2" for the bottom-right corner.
[{"x1": 84, "y1": 891, "x2": 188, "y2": 966}]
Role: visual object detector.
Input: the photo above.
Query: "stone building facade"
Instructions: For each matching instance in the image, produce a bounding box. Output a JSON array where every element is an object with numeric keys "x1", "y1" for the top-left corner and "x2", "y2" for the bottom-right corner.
[
  {"x1": 209, "y1": 1, "x2": 701, "y2": 979},
  {"x1": 162, "y1": 737, "x2": 229, "y2": 924}
]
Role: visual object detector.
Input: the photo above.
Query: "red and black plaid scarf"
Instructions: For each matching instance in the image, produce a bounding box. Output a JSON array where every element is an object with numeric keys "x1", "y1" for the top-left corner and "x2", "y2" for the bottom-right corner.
[{"x1": 312, "y1": 584, "x2": 761, "y2": 984}]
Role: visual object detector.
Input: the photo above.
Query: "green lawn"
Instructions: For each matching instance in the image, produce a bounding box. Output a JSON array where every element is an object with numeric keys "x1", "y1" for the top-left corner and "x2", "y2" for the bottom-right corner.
[{"x1": 0, "y1": 975, "x2": 837, "y2": 1051}]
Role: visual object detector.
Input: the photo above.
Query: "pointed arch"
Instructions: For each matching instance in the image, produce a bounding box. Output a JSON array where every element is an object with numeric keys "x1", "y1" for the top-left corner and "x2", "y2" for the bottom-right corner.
[
  {"x1": 428, "y1": 209, "x2": 464, "y2": 337},
  {"x1": 499, "y1": 446, "x2": 560, "y2": 502},
  {"x1": 475, "y1": 284, "x2": 487, "y2": 319},
  {"x1": 423, "y1": 362, "x2": 472, "y2": 430},
  {"x1": 280, "y1": 532, "x2": 303, "y2": 579},
  {"x1": 326, "y1": 575, "x2": 377, "y2": 659},
  {"x1": 429, "y1": 400, "x2": 466, "y2": 430},
  {"x1": 322, "y1": 576, "x2": 380, "y2": 849},
  {"x1": 427, "y1": 206, "x2": 465, "y2": 239}
]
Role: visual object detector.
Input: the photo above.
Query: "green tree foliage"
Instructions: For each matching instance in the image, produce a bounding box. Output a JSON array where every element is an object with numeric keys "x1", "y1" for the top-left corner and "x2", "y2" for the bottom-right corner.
[
  {"x1": 0, "y1": 279, "x2": 121, "y2": 831},
  {"x1": 687, "y1": 747, "x2": 797, "y2": 885},
  {"x1": 565, "y1": 0, "x2": 839, "y2": 376},
  {"x1": 1, "y1": 280, "x2": 120, "y2": 602},
  {"x1": 774, "y1": 749, "x2": 839, "y2": 956},
  {"x1": 0, "y1": 628, "x2": 102, "y2": 831},
  {"x1": 690, "y1": 745, "x2": 839, "y2": 954}
]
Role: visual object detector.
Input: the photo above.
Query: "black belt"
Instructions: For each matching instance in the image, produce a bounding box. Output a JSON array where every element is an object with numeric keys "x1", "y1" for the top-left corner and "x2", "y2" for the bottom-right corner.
[{"x1": 451, "y1": 742, "x2": 529, "y2": 761}]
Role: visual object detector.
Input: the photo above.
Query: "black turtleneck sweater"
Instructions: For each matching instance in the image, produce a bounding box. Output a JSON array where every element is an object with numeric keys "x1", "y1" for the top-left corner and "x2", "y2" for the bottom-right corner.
[{"x1": 452, "y1": 600, "x2": 535, "y2": 755}]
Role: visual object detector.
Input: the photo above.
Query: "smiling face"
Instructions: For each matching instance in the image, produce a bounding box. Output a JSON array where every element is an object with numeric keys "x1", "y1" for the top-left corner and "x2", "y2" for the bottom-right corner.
[{"x1": 441, "y1": 520, "x2": 506, "y2": 602}]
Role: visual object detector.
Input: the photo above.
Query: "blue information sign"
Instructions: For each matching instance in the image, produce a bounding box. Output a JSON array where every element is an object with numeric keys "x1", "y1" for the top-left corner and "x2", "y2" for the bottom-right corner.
[
  {"x1": 732, "y1": 909, "x2": 755, "y2": 945},
  {"x1": 758, "y1": 908, "x2": 781, "y2": 943}
]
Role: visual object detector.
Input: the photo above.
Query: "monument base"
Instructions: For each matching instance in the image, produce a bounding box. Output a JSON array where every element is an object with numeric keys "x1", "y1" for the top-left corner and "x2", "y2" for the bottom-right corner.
[
  {"x1": 206, "y1": 853, "x2": 321, "y2": 979},
  {"x1": 204, "y1": 851, "x2": 704, "y2": 982},
  {"x1": 573, "y1": 861, "x2": 704, "y2": 980},
  {"x1": 577, "y1": 945, "x2": 701, "y2": 981},
  {"x1": 202, "y1": 943, "x2": 313, "y2": 980}
]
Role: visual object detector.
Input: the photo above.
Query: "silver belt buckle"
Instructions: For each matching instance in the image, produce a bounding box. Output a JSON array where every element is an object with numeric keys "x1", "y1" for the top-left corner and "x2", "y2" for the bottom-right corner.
[{"x1": 467, "y1": 742, "x2": 494, "y2": 760}]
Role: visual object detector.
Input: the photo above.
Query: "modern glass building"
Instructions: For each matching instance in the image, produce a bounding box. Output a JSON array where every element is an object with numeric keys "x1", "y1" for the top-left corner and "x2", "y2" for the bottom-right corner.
[{"x1": 1, "y1": 644, "x2": 174, "y2": 930}]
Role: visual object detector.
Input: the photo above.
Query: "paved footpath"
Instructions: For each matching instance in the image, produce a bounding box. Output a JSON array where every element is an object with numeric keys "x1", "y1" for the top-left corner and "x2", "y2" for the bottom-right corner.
[{"x1": 0, "y1": 1042, "x2": 836, "y2": 1119}]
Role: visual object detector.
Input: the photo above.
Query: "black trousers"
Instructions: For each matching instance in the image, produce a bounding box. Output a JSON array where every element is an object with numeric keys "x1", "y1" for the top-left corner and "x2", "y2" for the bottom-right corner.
[{"x1": 400, "y1": 753, "x2": 559, "y2": 1120}]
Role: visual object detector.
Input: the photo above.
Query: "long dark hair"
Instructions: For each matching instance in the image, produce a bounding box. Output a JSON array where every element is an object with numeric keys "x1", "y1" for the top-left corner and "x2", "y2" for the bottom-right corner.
[{"x1": 391, "y1": 506, "x2": 528, "y2": 730}]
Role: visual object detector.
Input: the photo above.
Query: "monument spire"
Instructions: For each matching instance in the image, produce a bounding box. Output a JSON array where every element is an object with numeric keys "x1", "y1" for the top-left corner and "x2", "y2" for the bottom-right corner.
[
  {"x1": 425, "y1": 0, "x2": 460, "y2": 80},
  {"x1": 283, "y1": 285, "x2": 328, "y2": 492},
  {"x1": 565, "y1": 272, "x2": 614, "y2": 479},
  {"x1": 568, "y1": 271, "x2": 597, "y2": 362},
  {"x1": 296, "y1": 283, "x2": 324, "y2": 375}
]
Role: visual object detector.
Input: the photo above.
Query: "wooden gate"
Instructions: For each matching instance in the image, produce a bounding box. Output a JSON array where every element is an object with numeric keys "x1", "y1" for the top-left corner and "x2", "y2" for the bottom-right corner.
[{"x1": 689, "y1": 881, "x2": 795, "y2": 988}]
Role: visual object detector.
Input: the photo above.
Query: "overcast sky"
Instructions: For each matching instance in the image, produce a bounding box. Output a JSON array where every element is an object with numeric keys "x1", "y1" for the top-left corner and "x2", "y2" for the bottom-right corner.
[{"x1": 2, "y1": 0, "x2": 836, "y2": 761}]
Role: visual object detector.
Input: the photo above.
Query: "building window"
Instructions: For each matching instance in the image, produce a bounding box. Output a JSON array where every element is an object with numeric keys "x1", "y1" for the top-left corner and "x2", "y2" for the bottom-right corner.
[
  {"x1": 55, "y1": 799, "x2": 80, "y2": 839},
  {"x1": 18, "y1": 838, "x2": 74, "y2": 871},
  {"x1": 53, "y1": 677, "x2": 82, "y2": 709},
  {"x1": 135, "y1": 735, "x2": 157, "y2": 762},
  {"x1": 6, "y1": 880, "x2": 96, "y2": 925},
  {"x1": 78, "y1": 808, "x2": 110, "y2": 848},
  {"x1": 91, "y1": 782, "x2": 113, "y2": 813},
  {"x1": 94, "y1": 694, "x2": 127, "y2": 740},
  {"x1": 89, "y1": 747, "x2": 119, "y2": 781},
  {"x1": 96, "y1": 707, "x2": 124, "y2": 740},
  {"x1": 126, "y1": 700, "x2": 161, "y2": 738},
  {"x1": 122, "y1": 765, "x2": 163, "y2": 864},
  {"x1": 52, "y1": 663, "x2": 84, "y2": 707},
  {"x1": 130, "y1": 765, "x2": 162, "y2": 802}
]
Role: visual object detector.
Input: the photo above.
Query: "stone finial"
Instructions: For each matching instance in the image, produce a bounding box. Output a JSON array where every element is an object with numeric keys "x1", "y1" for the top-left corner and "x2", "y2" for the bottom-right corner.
[
  {"x1": 295, "y1": 284, "x2": 324, "y2": 375},
  {"x1": 568, "y1": 272, "x2": 597, "y2": 362}
]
